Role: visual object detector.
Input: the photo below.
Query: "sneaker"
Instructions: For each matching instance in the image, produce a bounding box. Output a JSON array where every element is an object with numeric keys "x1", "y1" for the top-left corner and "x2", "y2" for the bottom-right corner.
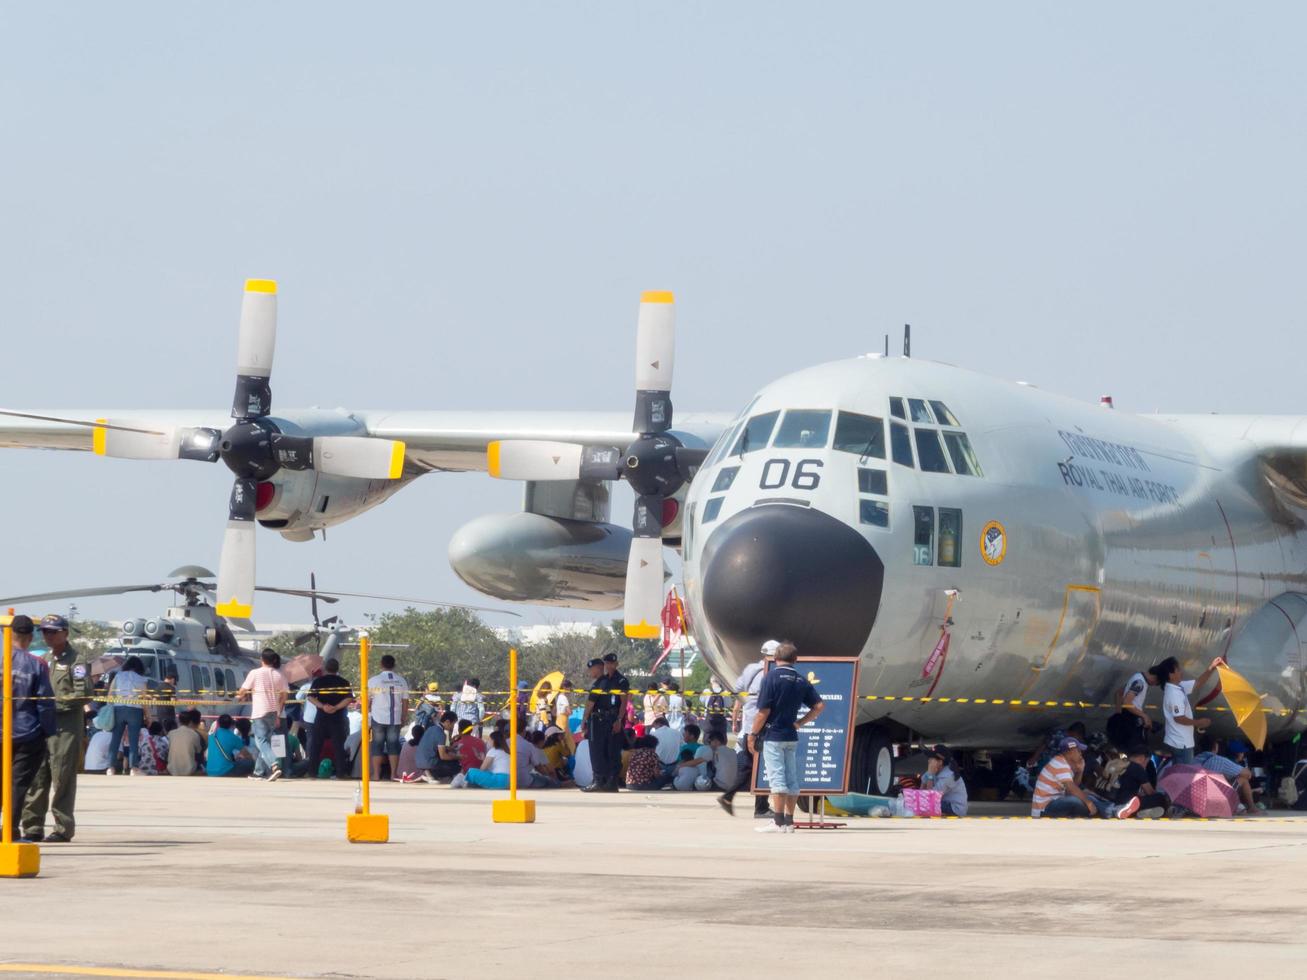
[
  {"x1": 449, "y1": 772, "x2": 467, "y2": 789},
  {"x1": 248, "y1": 774, "x2": 265, "y2": 781},
  {"x1": 1136, "y1": 807, "x2": 1165, "y2": 820},
  {"x1": 754, "y1": 809, "x2": 777, "y2": 820},
  {"x1": 1116, "y1": 796, "x2": 1141, "y2": 819},
  {"x1": 784, "y1": 823, "x2": 796, "y2": 833},
  {"x1": 717, "y1": 795, "x2": 734, "y2": 816},
  {"x1": 754, "y1": 822, "x2": 787, "y2": 833},
  {"x1": 44, "y1": 832, "x2": 71, "y2": 843},
  {"x1": 419, "y1": 773, "x2": 435, "y2": 784},
  {"x1": 267, "y1": 766, "x2": 283, "y2": 783},
  {"x1": 129, "y1": 768, "x2": 143, "y2": 776},
  {"x1": 400, "y1": 772, "x2": 422, "y2": 783}
]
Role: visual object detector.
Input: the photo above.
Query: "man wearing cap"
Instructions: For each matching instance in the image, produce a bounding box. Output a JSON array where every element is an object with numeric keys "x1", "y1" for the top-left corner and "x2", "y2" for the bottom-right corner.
[
  {"x1": 580, "y1": 657, "x2": 619, "y2": 792},
  {"x1": 1031, "y1": 736, "x2": 1141, "y2": 819},
  {"x1": 719, "y1": 640, "x2": 780, "y2": 818},
  {"x1": 22, "y1": 614, "x2": 92, "y2": 842},
  {"x1": 1, "y1": 615, "x2": 56, "y2": 842}
]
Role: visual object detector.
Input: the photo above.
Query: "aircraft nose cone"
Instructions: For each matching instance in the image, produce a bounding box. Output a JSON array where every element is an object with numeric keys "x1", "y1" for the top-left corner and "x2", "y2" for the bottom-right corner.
[{"x1": 700, "y1": 504, "x2": 884, "y2": 668}]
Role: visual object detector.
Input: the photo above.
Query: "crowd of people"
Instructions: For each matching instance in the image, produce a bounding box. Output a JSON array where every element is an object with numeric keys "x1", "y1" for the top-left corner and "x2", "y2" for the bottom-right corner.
[{"x1": 0, "y1": 609, "x2": 1286, "y2": 843}]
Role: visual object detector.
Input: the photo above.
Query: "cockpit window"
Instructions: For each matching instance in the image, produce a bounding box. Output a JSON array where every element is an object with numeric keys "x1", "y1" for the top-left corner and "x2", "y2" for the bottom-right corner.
[
  {"x1": 908, "y1": 398, "x2": 934, "y2": 424},
  {"x1": 833, "y1": 412, "x2": 885, "y2": 459},
  {"x1": 704, "y1": 422, "x2": 741, "y2": 469},
  {"x1": 930, "y1": 401, "x2": 960, "y2": 426},
  {"x1": 773, "y1": 410, "x2": 832, "y2": 449},
  {"x1": 702, "y1": 496, "x2": 724, "y2": 523},
  {"x1": 711, "y1": 467, "x2": 739, "y2": 493},
  {"x1": 942, "y1": 432, "x2": 983, "y2": 476},
  {"x1": 914, "y1": 429, "x2": 951, "y2": 473},
  {"x1": 730, "y1": 411, "x2": 779, "y2": 456},
  {"x1": 889, "y1": 397, "x2": 906, "y2": 420},
  {"x1": 890, "y1": 422, "x2": 914, "y2": 467}
]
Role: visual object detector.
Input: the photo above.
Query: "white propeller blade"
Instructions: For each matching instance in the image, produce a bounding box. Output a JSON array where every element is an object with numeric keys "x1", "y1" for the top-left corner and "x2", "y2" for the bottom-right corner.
[
  {"x1": 634, "y1": 291, "x2": 675, "y2": 393},
  {"x1": 236, "y1": 279, "x2": 277, "y2": 379},
  {"x1": 487, "y1": 440, "x2": 583, "y2": 481},
  {"x1": 93, "y1": 419, "x2": 183, "y2": 460},
  {"x1": 623, "y1": 535, "x2": 665, "y2": 639},
  {"x1": 312, "y1": 437, "x2": 406, "y2": 479},
  {"x1": 215, "y1": 524, "x2": 256, "y2": 619}
]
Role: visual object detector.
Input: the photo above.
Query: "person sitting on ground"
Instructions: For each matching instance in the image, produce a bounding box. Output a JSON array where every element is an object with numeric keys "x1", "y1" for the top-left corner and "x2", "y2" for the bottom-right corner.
[
  {"x1": 1032, "y1": 736, "x2": 1141, "y2": 819},
  {"x1": 456, "y1": 721, "x2": 486, "y2": 774},
  {"x1": 650, "y1": 716, "x2": 682, "y2": 775},
  {"x1": 417, "y1": 711, "x2": 463, "y2": 783},
  {"x1": 458, "y1": 729, "x2": 512, "y2": 789},
  {"x1": 920, "y1": 745, "x2": 969, "y2": 816},
  {"x1": 625, "y1": 735, "x2": 665, "y2": 790},
  {"x1": 397, "y1": 724, "x2": 424, "y2": 781},
  {"x1": 1114, "y1": 744, "x2": 1169, "y2": 818},
  {"x1": 706, "y1": 729, "x2": 738, "y2": 793},
  {"x1": 1195, "y1": 733, "x2": 1259, "y2": 813},
  {"x1": 571, "y1": 731, "x2": 594, "y2": 789},
  {"x1": 672, "y1": 723, "x2": 713, "y2": 790},
  {"x1": 137, "y1": 721, "x2": 168, "y2": 775},
  {"x1": 206, "y1": 714, "x2": 255, "y2": 778},
  {"x1": 167, "y1": 710, "x2": 207, "y2": 777},
  {"x1": 515, "y1": 729, "x2": 560, "y2": 788},
  {"x1": 541, "y1": 727, "x2": 572, "y2": 781},
  {"x1": 83, "y1": 727, "x2": 114, "y2": 774}
]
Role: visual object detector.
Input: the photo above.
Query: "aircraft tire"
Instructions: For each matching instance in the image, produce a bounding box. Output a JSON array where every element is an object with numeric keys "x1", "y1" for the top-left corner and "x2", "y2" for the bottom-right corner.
[{"x1": 851, "y1": 724, "x2": 896, "y2": 797}]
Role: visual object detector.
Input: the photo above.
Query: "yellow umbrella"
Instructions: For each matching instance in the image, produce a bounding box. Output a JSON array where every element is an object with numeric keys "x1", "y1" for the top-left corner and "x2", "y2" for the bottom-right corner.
[
  {"x1": 529, "y1": 671, "x2": 564, "y2": 714},
  {"x1": 1216, "y1": 664, "x2": 1267, "y2": 750}
]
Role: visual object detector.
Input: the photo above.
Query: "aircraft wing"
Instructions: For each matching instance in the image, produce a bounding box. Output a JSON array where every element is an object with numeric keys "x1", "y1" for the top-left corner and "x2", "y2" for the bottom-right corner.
[{"x1": 0, "y1": 408, "x2": 733, "y2": 474}]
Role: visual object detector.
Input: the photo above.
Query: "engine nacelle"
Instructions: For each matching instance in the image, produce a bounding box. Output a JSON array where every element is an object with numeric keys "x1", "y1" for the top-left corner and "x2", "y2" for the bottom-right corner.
[
  {"x1": 449, "y1": 512, "x2": 640, "y2": 610},
  {"x1": 256, "y1": 470, "x2": 405, "y2": 542}
]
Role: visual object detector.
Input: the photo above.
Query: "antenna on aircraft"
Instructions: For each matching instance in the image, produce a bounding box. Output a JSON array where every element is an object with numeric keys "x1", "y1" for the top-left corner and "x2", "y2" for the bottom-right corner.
[
  {"x1": 903, "y1": 323, "x2": 911, "y2": 358},
  {"x1": 884, "y1": 334, "x2": 889, "y2": 357}
]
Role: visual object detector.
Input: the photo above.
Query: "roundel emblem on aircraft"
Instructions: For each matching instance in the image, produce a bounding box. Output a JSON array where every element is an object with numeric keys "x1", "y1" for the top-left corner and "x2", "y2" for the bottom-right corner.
[{"x1": 980, "y1": 520, "x2": 1007, "y2": 566}]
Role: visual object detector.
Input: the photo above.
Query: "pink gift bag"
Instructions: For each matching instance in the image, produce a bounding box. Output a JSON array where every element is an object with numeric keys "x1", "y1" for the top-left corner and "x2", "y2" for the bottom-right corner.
[{"x1": 902, "y1": 788, "x2": 942, "y2": 817}]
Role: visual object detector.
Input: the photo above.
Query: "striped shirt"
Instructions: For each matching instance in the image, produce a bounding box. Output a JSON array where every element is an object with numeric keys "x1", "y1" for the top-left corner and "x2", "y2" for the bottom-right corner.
[
  {"x1": 1031, "y1": 755, "x2": 1075, "y2": 817},
  {"x1": 1195, "y1": 751, "x2": 1244, "y2": 781},
  {"x1": 368, "y1": 671, "x2": 410, "y2": 726}
]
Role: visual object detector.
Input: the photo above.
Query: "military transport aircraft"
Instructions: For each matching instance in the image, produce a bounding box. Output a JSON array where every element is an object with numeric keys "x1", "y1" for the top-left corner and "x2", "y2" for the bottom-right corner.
[{"x1": 3, "y1": 280, "x2": 1305, "y2": 794}]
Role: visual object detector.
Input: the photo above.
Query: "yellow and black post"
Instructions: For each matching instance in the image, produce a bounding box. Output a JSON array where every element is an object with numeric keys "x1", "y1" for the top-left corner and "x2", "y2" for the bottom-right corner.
[
  {"x1": 1, "y1": 609, "x2": 40, "y2": 877},
  {"x1": 346, "y1": 630, "x2": 389, "y2": 843},
  {"x1": 492, "y1": 647, "x2": 535, "y2": 823}
]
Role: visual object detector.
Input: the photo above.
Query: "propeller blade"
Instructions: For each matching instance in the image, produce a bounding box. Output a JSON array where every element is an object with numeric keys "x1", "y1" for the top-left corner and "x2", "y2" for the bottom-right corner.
[
  {"x1": 674, "y1": 445, "x2": 709, "y2": 481},
  {"x1": 232, "y1": 279, "x2": 277, "y2": 420},
  {"x1": 310, "y1": 572, "x2": 320, "y2": 629},
  {"x1": 251, "y1": 586, "x2": 339, "y2": 604},
  {"x1": 633, "y1": 290, "x2": 675, "y2": 433},
  {"x1": 269, "y1": 432, "x2": 314, "y2": 471},
  {"x1": 623, "y1": 534, "x2": 665, "y2": 639},
  {"x1": 579, "y1": 446, "x2": 624, "y2": 482},
  {"x1": 91, "y1": 420, "x2": 222, "y2": 462},
  {"x1": 487, "y1": 440, "x2": 584, "y2": 481},
  {"x1": 215, "y1": 477, "x2": 258, "y2": 618},
  {"x1": 312, "y1": 436, "x2": 406, "y2": 479}
]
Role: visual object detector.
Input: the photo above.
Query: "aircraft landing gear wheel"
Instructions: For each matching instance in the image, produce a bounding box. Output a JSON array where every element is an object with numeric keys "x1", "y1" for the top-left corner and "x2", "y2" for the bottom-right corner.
[{"x1": 852, "y1": 725, "x2": 895, "y2": 797}]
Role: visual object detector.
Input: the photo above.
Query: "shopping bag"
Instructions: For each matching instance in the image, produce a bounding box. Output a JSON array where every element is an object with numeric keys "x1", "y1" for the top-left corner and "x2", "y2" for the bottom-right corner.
[{"x1": 902, "y1": 787, "x2": 942, "y2": 817}]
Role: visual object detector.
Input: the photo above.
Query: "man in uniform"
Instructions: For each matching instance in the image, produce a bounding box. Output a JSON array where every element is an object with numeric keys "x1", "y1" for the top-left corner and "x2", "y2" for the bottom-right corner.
[
  {"x1": 580, "y1": 658, "x2": 617, "y2": 792},
  {"x1": 2, "y1": 614, "x2": 55, "y2": 842},
  {"x1": 23, "y1": 614, "x2": 91, "y2": 842},
  {"x1": 599, "y1": 652, "x2": 629, "y2": 790}
]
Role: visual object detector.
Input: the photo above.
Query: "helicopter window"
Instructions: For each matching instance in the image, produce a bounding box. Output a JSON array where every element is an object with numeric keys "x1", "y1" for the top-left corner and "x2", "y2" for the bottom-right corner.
[
  {"x1": 943, "y1": 432, "x2": 983, "y2": 477},
  {"x1": 889, "y1": 397, "x2": 906, "y2": 420},
  {"x1": 890, "y1": 422, "x2": 915, "y2": 467},
  {"x1": 914, "y1": 429, "x2": 951, "y2": 473},
  {"x1": 859, "y1": 500, "x2": 889, "y2": 528},
  {"x1": 858, "y1": 468, "x2": 888, "y2": 495},
  {"x1": 731, "y1": 411, "x2": 779, "y2": 456},
  {"x1": 191, "y1": 666, "x2": 204, "y2": 695},
  {"x1": 201, "y1": 667, "x2": 213, "y2": 692},
  {"x1": 938, "y1": 508, "x2": 962, "y2": 567},
  {"x1": 913, "y1": 506, "x2": 934, "y2": 565},
  {"x1": 772, "y1": 410, "x2": 832, "y2": 449},
  {"x1": 833, "y1": 412, "x2": 885, "y2": 459},
  {"x1": 136, "y1": 655, "x2": 158, "y2": 679},
  {"x1": 908, "y1": 399, "x2": 934, "y2": 424},
  {"x1": 226, "y1": 669, "x2": 237, "y2": 690},
  {"x1": 930, "y1": 401, "x2": 961, "y2": 427},
  {"x1": 214, "y1": 671, "x2": 226, "y2": 693},
  {"x1": 702, "y1": 496, "x2": 725, "y2": 524},
  {"x1": 712, "y1": 467, "x2": 740, "y2": 493}
]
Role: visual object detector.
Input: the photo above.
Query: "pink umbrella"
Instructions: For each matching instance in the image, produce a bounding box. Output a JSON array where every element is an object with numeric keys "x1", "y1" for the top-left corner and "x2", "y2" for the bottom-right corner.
[{"x1": 1158, "y1": 767, "x2": 1238, "y2": 818}]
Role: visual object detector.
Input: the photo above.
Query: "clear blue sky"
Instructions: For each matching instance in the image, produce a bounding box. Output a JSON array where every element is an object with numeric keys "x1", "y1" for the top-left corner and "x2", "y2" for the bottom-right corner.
[{"x1": 1, "y1": 3, "x2": 1304, "y2": 625}]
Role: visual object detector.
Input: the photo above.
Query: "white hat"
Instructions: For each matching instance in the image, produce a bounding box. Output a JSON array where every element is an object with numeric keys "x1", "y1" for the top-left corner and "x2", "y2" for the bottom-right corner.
[{"x1": 761, "y1": 639, "x2": 781, "y2": 657}]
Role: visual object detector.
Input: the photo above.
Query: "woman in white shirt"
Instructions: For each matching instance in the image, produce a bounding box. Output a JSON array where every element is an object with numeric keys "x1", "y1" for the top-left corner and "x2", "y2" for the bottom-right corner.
[
  {"x1": 461, "y1": 730, "x2": 512, "y2": 789},
  {"x1": 920, "y1": 745, "x2": 969, "y2": 816},
  {"x1": 108, "y1": 657, "x2": 151, "y2": 775}
]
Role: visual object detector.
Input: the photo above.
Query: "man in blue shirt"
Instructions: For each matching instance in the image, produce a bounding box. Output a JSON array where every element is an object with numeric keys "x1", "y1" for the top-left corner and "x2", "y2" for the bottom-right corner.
[
  {"x1": 2, "y1": 615, "x2": 56, "y2": 841},
  {"x1": 751, "y1": 642, "x2": 824, "y2": 834}
]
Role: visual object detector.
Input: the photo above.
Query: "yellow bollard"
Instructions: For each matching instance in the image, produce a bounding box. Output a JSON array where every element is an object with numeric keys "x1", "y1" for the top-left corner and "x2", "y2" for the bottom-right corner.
[
  {"x1": 492, "y1": 647, "x2": 536, "y2": 824},
  {"x1": 346, "y1": 630, "x2": 389, "y2": 843},
  {"x1": 2, "y1": 610, "x2": 41, "y2": 877}
]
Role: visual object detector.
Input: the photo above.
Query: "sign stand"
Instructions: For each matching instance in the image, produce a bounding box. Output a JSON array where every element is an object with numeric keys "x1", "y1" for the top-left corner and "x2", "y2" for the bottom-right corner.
[
  {"x1": 2, "y1": 610, "x2": 41, "y2": 877},
  {"x1": 347, "y1": 631, "x2": 389, "y2": 843},
  {"x1": 750, "y1": 656, "x2": 861, "y2": 832}
]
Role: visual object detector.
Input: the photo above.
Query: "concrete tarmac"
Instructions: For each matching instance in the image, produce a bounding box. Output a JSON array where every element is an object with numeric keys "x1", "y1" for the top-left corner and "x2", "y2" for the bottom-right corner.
[{"x1": 2, "y1": 777, "x2": 1306, "y2": 979}]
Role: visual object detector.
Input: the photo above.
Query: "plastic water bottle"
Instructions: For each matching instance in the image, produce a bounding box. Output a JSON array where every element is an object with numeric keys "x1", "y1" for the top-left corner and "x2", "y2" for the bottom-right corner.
[{"x1": 353, "y1": 784, "x2": 363, "y2": 815}]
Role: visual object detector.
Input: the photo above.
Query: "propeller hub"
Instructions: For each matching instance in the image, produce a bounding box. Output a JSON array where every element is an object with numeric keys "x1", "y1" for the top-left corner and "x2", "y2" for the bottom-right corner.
[
  {"x1": 622, "y1": 434, "x2": 686, "y2": 497},
  {"x1": 219, "y1": 419, "x2": 280, "y2": 480}
]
